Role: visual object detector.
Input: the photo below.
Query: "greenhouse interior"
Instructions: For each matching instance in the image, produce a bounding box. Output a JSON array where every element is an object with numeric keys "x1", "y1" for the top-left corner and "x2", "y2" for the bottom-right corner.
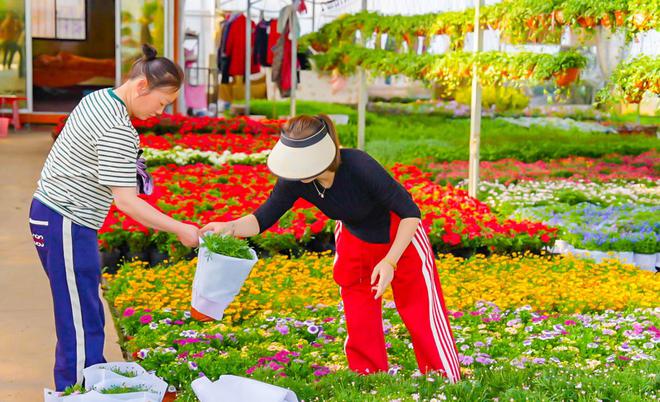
[{"x1": 0, "y1": 0, "x2": 658, "y2": 401}]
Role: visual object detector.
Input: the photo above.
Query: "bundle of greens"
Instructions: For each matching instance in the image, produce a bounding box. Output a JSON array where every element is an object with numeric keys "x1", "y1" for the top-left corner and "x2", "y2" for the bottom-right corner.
[{"x1": 200, "y1": 233, "x2": 254, "y2": 260}]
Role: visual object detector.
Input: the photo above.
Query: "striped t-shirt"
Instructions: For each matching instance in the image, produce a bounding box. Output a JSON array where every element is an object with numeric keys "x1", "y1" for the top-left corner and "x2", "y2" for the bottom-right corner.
[{"x1": 34, "y1": 88, "x2": 139, "y2": 230}]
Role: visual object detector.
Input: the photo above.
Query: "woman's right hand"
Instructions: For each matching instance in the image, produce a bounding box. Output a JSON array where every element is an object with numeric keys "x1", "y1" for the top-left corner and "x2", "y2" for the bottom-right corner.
[{"x1": 199, "y1": 221, "x2": 235, "y2": 236}]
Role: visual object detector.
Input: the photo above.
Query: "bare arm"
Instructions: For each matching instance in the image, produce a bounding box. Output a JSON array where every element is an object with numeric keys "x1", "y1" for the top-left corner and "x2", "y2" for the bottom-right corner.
[
  {"x1": 199, "y1": 214, "x2": 260, "y2": 238},
  {"x1": 112, "y1": 187, "x2": 199, "y2": 247},
  {"x1": 371, "y1": 217, "x2": 422, "y2": 299},
  {"x1": 385, "y1": 217, "x2": 421, "y2": 265}
]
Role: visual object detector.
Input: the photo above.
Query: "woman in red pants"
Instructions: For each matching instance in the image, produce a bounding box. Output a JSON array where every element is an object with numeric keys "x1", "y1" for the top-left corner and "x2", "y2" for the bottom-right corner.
[{"x1": 201, "y1": 115, "x2": 462, "y2": 382}]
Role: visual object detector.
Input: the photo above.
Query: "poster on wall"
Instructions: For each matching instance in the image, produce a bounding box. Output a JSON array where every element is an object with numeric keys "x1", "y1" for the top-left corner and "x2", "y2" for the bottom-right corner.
[
  {"x1": 121, "y1": 0, "x2": 165, "y2": 80},
  {"x1": 0, "y1": 0, "x2": 27, "y2": 105}
]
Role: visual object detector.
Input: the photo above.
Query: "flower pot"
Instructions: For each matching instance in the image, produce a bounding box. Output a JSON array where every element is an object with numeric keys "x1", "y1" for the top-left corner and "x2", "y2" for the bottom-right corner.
[
  {"x1": 577, "y1": 16, "x2": 596, "y2": 28},
  {"x1": 552, "y1": 240, "x2": 572, "y2": 254},
  {"x1": 600, "y1": 15, "x2": 612, "y2": 28},
  {"x1": 614, "y1": 11, "x2": 625, "y2": 27},
  {"x1": 633, "y1": 253, "x2": 656, "y2": 272},
  {"x1": 0, "y1": 117, "x2": 10, "y2": 138},
  {"x1": 618, "y1": 251, "x2": 635, "y2": 265},
  {"x1": 191, "y1": 306, "x2": 215, "y2": 322},
  {"x1": 569, "y1": 248, "x2": 587, "y2": 259},
  {"x1": 101, "y1": 249, "x2": 123, "y2": 274},
  {"x1": 554, "y1": 67, "x2": 580, "y2": 87},
  {"x1": 149, "y1": 248, "x2": 169, "y2": 266},
  {"x1": 584, "y1": 250, "x2": 607, "y2": 264},
  {"x1": 163, "y1": 388, "x2": 178, "y2": 402},
  {"x1": 125, "y1": 250, "x2": 150, "y2": 263}
]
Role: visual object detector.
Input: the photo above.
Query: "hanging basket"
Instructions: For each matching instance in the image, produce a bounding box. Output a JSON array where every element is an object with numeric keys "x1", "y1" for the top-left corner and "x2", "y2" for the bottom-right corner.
[{"x1": 554, "y1": 67, "x2": 580, "y2": 87}]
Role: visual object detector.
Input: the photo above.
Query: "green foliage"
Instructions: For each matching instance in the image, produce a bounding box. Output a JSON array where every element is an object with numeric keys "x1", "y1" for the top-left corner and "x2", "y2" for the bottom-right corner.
[
  {"x1": 200, "y1": 234, "x2": 254, "y2": 260},
  {"x1": 300, "y1": 0, "x2": 659, "y2": 51},
  {"x1": 249, "y1": 101, "x2": 658, "y2": 167},
  {"x1": 311, "y1": 45, "x2": 588, "y2": 92},
  {"x1": 454, "y1": 86, "x2": 530, "y2": 111},
  {"x1": 598, "y1": 55, "x2": 660, "y2": 105}
]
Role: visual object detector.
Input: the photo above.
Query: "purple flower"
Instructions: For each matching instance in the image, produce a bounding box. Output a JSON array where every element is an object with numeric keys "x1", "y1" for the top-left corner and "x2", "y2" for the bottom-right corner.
[
  {"x1": 459, "y1": 354, "x2": 474, "y2": 365},
  {"x1": 276, "y1": 324, "x2": 289, "y2": 336},
  {"x1": 173, "y1": 320, "x2": 185, "y2": 325},
  {"x1": 474, "y1": 341, "x2": 485, "y2": 348},
  {"x1": 307, "y1": 325, "x2": 320, "y2": 335},
  {"x1": 618, "y1": 342, "x2": 632, "y2": 352},
  {"x1": 475, "y1": 356, "x2": 495, "y2": 365},
  {"x1": 532, "y1": 358, "x2": 546, "y2": 365}
]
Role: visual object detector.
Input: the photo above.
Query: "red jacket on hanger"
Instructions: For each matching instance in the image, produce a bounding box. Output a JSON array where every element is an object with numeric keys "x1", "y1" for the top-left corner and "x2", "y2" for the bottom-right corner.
[
  {"x1": 267, "y1": 19, "x2": 280, "y2": 66},
  {"x1": 225, "y1": 14, "x2": 260, "y2": 76}
]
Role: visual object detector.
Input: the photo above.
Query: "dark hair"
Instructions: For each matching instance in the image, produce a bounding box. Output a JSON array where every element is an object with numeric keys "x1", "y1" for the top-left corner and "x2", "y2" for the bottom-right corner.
[
  {"x1": 128, "y1": 44, "x2": 184, "y2": 91},
  {"x1": 284, "y1": 114, "x2": 342, "y2": 172}
]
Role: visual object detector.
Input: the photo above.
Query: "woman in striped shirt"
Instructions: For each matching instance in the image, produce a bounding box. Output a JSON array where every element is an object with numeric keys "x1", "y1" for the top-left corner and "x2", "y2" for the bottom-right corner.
[{"x1": 29, "y1": 44, "x2": 198, "y2": 392}]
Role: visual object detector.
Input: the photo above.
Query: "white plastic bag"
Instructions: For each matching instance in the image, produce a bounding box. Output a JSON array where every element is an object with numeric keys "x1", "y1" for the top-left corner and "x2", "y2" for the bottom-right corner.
[
  {"x1": 191, "y1": 375, "x2": 298, "y2": 402},
  {"x1": 192, "y1": 242, "x2": 258, "y2": 320},
  {"x1": 44, "y1": 388, "x2": 154, "y2": 402},
  {"x1": 82, "y1": 362, "x2": 149, "y2": 389},
  {"x1": 90, "y1": 377, "x2": 168, "y2": 401},
  {"x1": 45, "y1": 363, "x2": 167, "y2": 402}
]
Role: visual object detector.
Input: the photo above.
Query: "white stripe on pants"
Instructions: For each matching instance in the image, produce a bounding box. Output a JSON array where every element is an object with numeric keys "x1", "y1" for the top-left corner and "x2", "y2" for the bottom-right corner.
[
  {"x1": 411, "y1": 227, "x2": 461, "y2": 382},
  {"x1": 62, "y1": 217, "x2": 86, "y2": 385}
]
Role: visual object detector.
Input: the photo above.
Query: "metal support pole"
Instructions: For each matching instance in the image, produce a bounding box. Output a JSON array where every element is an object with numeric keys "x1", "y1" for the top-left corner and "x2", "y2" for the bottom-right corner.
[
  {"x1": 245, "y1": 0, "x2": 252, "y2": 115},
  {"x1": 356, "y1": 0, "x2": 367, "y2": 150},
  {"x1": 290, "y1": 3, "x2": 297, "y2": 117},
  {"x1": 468, "y1": 0, "x2": 483, "y2": 199},
  {"x1": 311, "y1": 0, "x2": 316, "y2": 32}
]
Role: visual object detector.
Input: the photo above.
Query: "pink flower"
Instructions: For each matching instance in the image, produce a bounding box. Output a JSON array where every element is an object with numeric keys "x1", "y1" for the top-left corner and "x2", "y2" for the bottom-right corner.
[
  {"x1": 123, "y1": 308, "x2": 136, "y2": 317},
  {"x1": 564, "y1": 320, "x2": 577, "y2": 326},
  {"x1": 139, "y1": 314, "x2": 153, "y2": 325}
]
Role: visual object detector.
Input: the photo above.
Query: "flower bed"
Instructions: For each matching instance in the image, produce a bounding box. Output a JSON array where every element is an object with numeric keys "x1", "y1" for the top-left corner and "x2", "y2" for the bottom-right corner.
[
  {"x1": 105, "y1": 253, "x2": 660, "y2": 323},
  {"x1": 104, "y1": 253, "x2": 660, "y2": 401},
  {"x1": 431, "y1": 151, "x2": 659, "y2": 185},
  {"x1": 140, "y1": 132, "x2": 277, "y2": 154},
  {"x1": 53, "y1": 114, "x2": 284, "y2": 138},
  {"x1": 99, "y1": 163, "x2": 558, "y2": 261},
  {"x1": 476, "y1": 179, "x2": 659, "y2": 216},
  {"x1": 514, "y1": 204, "x2": 660, "y2": 256}
]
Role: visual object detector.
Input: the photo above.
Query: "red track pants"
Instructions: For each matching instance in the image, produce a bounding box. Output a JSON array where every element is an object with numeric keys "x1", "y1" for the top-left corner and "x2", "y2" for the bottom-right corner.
[{"x1": 333, "y1": 215, "x2": 461, "y2": 383}]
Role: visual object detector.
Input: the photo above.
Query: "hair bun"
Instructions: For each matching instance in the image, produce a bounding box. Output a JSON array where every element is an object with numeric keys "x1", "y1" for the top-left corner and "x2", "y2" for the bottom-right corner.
[{"x1": 142, "y1": 43, "x2": 158, "y2": 61}]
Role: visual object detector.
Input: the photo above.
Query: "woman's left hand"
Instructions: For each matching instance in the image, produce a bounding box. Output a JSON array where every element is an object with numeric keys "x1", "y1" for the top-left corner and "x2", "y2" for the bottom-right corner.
[{"x1": 371, "y1": 260, "x2": 395, "y2": 300}]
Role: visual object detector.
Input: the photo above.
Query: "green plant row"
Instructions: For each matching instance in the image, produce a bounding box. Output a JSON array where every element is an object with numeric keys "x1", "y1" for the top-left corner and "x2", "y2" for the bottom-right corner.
[
  {"x1": 312, "y1": 45, "x2": 587, "y2": 93},
  {"x1": 597, "y1": 55, "x2": 660, "y2": 104},
  {"x1": 301, "y1": 0, "x2": 659, "y2": 51}
]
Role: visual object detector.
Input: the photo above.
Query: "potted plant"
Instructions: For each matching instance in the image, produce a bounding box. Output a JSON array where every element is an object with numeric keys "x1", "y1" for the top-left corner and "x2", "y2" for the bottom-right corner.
[
  {"x1": 633, "y1": 233, "x2": 657, "y2": 272},
  {"x1": 545, "y1": 49, "x2": 587, "y2": 87},
  {"x1": 613, "y1": 234, "x2": 635, "y2": 265}
]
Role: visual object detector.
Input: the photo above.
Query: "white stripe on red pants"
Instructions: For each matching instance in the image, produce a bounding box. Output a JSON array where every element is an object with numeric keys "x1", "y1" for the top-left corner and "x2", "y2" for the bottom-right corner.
[{"x1": 333, "y1": 215, "x2": 462, "y2": 382}]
